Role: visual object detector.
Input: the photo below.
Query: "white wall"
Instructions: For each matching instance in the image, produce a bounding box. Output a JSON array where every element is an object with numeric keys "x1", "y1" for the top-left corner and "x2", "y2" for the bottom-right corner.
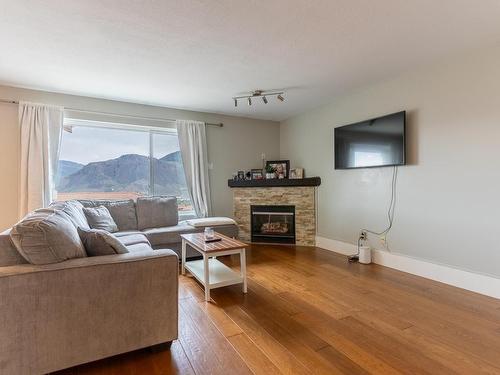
[
  {"x1": 280, "y1": 46, "x2": 500, "y2": 279},
  {"x1": 0, "y1": 86, "x2": 280, "y2": 230}
]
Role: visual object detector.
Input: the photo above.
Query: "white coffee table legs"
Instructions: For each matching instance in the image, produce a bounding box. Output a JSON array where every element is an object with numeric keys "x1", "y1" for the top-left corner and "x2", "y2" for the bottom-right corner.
[
  {"x1": 181, "y1": 239, "x2": 247, "y2": 302},
  {"x1": 241, "y1": 248, "x2": 247, "y2": 294},
  {"x1": 181, "y1": 239, "x2": 186, "y2": 275},
  {"x1": 203, "y1": 254, "x2": 210, "y2": 301}
]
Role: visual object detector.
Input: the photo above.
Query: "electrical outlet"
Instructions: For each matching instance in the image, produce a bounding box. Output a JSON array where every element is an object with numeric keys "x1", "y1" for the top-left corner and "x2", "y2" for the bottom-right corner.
[
  {"x1": 359, "y1": 230, "x2": 367, "y2": 241},
  {"x1": 261, "y1": 153, "x2": 266, "y2": 160}
]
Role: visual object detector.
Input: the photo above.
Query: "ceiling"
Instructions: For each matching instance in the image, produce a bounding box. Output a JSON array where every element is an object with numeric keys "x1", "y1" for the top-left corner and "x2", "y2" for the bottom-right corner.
[{"x1": 1, "y1": 1, "x2": 500, "y2": 122}]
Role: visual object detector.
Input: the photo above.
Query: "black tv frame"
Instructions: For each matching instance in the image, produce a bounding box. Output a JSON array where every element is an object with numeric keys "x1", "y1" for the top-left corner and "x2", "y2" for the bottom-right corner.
[{"x1": 334, "y1": 111, "x2": 406, "y2": 170}]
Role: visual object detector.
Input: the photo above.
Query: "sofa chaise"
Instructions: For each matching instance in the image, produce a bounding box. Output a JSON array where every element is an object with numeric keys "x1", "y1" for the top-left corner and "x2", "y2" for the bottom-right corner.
[{"x1": 0, "y1": 196, "x2": 238, "y2": 374}]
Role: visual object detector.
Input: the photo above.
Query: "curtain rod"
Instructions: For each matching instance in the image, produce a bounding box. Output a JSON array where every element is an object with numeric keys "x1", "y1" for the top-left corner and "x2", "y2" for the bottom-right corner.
[{"x1": 0, "y1": 99, "x2": 223, "y2": 127}]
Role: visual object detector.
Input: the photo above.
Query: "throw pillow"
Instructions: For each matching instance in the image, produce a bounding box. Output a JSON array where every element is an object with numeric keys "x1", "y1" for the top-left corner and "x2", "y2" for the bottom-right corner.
[
  {"x1": 79, "y1": 199, "x2": 138, "y2": 231},
  {"x1": 136, "y1": 196, "x2": 178, "y2": 230},
  {"x1": 83, "y1": 206, "x2": 119, "y2": 232},
  {"x1": 77, "y1": 228, "x2": 129, "y2": 256},
  {"x1": 10, "y1": 208, "x2": 87, "y2": 265}
]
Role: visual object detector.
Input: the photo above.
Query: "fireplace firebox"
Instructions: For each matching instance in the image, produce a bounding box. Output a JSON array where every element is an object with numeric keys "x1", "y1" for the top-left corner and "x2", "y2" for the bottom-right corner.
[{"x1": 251, "y1": 205, "x2": 295, "y2": 244}]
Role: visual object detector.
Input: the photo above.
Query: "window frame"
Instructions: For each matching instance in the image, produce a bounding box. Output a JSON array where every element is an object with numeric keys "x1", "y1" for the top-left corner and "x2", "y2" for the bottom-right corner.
[{"x1": 60, "y1": 118, "x2": 194, "y2": 217}]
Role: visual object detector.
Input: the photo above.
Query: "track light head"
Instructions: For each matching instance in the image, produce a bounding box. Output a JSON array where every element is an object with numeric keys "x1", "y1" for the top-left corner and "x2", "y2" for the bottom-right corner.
[
  {"x1": 234, "y1": 98, "x2": 238, "y2": 107},
  {"x1": 277, "y1": 94, "x2": 285, "y2": 102},
  {"x1": 248, "y1": 97, "x2": 252, "y2": 106},
  {"x1": 262, "y1": 96, "x2": 268, "y2": 104}
]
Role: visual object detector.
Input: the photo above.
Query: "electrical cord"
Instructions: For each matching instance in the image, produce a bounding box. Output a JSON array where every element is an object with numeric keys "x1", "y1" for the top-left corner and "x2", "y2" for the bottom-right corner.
[
  {"x1": 363, "y1": 165, "x2": 398, "y2": 237},
  {"x1": 348, "y1": 166, "x2": 399, "y2": 262}
]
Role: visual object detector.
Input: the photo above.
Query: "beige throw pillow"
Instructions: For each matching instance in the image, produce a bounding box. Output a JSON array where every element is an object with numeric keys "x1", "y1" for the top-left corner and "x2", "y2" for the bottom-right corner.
[{"x1": 10, "y1": 208, "x2": 87, "y2": 265}]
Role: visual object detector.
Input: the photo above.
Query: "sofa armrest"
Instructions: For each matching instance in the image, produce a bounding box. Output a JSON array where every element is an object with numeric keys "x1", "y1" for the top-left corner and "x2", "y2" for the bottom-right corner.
[
  {"x1": 0, "y1": 248, "x2": 177, "y2": 277},
  {"x1": 0, "y1": 249, "x2": 178, "y2": 374}
]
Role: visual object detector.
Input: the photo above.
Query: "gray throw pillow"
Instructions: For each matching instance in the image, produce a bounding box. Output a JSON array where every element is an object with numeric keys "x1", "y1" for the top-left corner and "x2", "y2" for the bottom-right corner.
[
  {"x1": 78, "y1": 228, "x2": 129, "y2": 256},
  {"x1": 136, "y1": 196, "x2": 178, "y2": 230},
  {"x1": 83, "y1": 206, "x2": 118, "y2": 232},
  {"x1": 79, "y1": 199, "x2": 138, "y2": 231},
  {"x1": 10, "y1": 208, "x2": 87, "y2": 265}
]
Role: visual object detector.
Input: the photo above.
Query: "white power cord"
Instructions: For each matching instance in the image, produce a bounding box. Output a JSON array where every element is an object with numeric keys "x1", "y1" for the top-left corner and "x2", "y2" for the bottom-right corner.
[{"x1": 348, "y1": 166, "x2": 399, "y2": 263}]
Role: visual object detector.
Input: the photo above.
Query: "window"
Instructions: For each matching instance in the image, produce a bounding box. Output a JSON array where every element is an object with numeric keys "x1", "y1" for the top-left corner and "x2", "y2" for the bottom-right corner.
[{"x1": 55, "y1": 119, "x2": 193, "y2": 216}]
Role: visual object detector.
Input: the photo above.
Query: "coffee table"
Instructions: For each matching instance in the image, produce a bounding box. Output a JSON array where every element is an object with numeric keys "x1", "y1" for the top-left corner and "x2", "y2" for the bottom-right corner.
[{"x1": 180, "y1": 232, "x2": 248, "y2": 302}]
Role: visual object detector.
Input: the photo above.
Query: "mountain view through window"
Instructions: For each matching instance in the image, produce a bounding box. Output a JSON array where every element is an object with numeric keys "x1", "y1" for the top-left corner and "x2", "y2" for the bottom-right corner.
[{"x1": 55, "y1": 122, "x2": 193, "y2": 215}]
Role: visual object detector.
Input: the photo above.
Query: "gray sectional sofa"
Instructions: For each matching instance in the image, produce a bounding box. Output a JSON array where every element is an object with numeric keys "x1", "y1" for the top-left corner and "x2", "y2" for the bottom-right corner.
[
  {"x1": 76, "y1": 197, "x2": 238, "y2": 259},
  {"x1": 0, "y1": 196, "x2": 238, "y2": 374}
]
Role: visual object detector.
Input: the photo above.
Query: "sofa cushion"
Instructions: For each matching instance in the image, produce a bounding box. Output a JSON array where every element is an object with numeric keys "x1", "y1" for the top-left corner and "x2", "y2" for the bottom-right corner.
[
  {"x1": 50, "y1": 200, "x2": 90, "y2": 229},
  {"x1": 83, "y1": 206, "x2": 119, "y2": 232},
  {"x1": 78, "y1": 228, "x2": 129, "y2": 256},
  {"x1": 79, "y1": 199, "x2": 138, "y2": 231},
  {"x1": 10, "y1": 208, "x2": 87, "y2": 265},
  {"x1": 136, "y1": 196, "x2": 178, "y2": 230},
  {"x1": 113, "y1": 231, "x2": 151, "y2": 247},
  {"x1": 125, "y1": 242, "x2": 154, "y2": 253},
  {"x1": 0, "y1": 229, "x2": 28, "y2": 266},
  {"x1": 186, "y1": 217, "x2": 237, "y2": 227},
  {"x1": 142, "y1": 222, "x2": 197, "y2": 246},
  {"x1": 143, "y1": 222, "x2": 240, "y2": 247}
]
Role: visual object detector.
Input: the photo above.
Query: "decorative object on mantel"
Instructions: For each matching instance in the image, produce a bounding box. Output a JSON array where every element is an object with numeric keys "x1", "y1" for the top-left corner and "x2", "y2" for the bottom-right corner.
[
  {"x1": 251, "y1": 169, "x2": 264, "y2": 180},
  {"x1": 237, "y1": 171, "x2": 245, "y2": 180},
  {"x1": 228, "y1": 176, "x2": 321, "y2": 188},
  {"x1": 265, "y1": 160, "x2": 290, "y2": 179},
  {"x1": 265, "y1": 164, "x2": 275, "y2": 179},
  {"x1": 290, "y1": 168, "x2": 304, "y2": 179},
  {"x1": 233, "y1": 90, "x2": 285, "y2": 107}
]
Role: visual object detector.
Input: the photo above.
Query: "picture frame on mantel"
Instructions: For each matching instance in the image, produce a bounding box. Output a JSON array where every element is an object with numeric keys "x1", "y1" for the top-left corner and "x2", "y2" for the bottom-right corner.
[
  {"x1": 290, "y1": 168, "x2": 304, "y2": 179},
  {"x1": 265, "y1": 160, "x2": 290, "y2": 179}
]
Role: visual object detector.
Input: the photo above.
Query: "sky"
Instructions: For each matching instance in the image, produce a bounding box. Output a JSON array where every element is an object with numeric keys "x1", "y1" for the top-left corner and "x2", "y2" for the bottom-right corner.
[{"x1": 59, "y1": 126, "x2": 181, "y2": 164}]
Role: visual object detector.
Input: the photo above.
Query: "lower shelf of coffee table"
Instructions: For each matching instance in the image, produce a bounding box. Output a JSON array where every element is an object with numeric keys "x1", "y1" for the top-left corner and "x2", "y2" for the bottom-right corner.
[{"x1": 185, "y1": 258, "x2": 243, "y2": 289}]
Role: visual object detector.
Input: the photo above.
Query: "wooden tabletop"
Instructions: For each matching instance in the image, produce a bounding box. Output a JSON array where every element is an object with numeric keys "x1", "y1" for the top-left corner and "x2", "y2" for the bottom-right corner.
[{"x1": 181, "y1": 232, "x2": 247, "y2": 253}]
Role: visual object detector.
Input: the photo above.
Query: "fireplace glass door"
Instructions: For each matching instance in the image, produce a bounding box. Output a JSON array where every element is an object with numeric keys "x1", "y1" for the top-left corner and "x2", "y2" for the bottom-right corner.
[{"x1": 251, "y1": 205, "x2": 295, "y2": 244}]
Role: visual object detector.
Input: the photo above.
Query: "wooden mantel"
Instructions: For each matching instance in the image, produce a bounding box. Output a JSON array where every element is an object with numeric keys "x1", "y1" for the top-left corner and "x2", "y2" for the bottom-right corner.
[{"x1": 228, "y1": 177, "x2": 321, "y2": 188}]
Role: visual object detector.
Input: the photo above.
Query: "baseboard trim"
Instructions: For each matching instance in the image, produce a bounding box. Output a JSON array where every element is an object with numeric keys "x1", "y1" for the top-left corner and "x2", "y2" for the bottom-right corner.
[{"x1": 315, "y1": 236, "x2": 500, "y2": 299}]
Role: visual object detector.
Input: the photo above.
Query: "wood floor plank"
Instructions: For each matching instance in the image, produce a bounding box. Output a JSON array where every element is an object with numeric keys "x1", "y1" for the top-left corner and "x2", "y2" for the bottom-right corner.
[
  {"x1": 56, "y1": 245, "x2": 500, "y2": 375},
  {"x1": 179, "y1": 297, "x2": 252, "y2": 375},
  {"x1": 227, "y1": 333, "x2": 282, "y2": 375},
  {"x1": 353, "y1": 309, "x2": 500, "y2": 375},
  {"x1": 220, "y1": 302, "x2": 312, "y2": 375}
]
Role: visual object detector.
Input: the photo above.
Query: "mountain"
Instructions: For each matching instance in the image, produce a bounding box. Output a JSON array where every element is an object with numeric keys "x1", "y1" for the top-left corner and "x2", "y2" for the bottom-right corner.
[
  {"x1": 56, "y1": 160, "x2": 84, "y2": 186},
  {"x1": 57, "y1": 151, "x2": 187, "y2": 196},
  {"x1": 58, "y1": 160, "x2": 84, "y2": 179},
  {"x1": 161, "y1": 150, "x2": 182, "y2": 163}
]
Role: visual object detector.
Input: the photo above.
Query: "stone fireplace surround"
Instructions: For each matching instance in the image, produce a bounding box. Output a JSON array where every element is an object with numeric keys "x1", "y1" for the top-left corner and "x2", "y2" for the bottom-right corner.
[{"x1": 230, "y1": 179, "x2": 320, "y2": 246}]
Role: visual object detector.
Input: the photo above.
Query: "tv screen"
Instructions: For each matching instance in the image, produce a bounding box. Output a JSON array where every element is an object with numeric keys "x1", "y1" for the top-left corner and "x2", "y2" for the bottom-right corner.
[{"x1": 334, "y1": 111, "x2": 406, "y2": 169}]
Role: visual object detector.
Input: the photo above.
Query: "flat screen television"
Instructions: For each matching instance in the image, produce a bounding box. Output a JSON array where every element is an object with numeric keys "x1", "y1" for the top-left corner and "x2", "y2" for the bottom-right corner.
[{"x1": 334, "y1": 111, "x2": 406, "y2": 169}]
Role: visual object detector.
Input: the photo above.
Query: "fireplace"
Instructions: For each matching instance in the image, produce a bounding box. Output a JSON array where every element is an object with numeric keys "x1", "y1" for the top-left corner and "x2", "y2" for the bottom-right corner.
[{"x1": 251, "y1": 205, "x2": 295, "y2": 244}]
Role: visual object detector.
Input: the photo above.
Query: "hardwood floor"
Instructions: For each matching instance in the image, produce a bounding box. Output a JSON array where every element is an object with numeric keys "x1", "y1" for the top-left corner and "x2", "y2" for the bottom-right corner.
[{"x1": 56, "y1": 245, "x2": 500, "y2": 374}]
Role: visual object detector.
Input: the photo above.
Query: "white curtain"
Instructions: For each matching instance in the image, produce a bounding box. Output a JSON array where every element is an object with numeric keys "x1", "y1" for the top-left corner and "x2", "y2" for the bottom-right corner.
[
  {"x1": 19, "y1": 101, "x2": 64, "y2": 217},
  {"x1": 176, "y1": 120, "x2": 212, "y2": 218}
]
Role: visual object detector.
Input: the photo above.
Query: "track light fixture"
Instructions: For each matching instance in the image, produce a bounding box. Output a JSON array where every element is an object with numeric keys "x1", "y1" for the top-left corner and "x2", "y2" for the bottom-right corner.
[{"x1": 232, "y1": 90, "x2": 285, "y2": 108}]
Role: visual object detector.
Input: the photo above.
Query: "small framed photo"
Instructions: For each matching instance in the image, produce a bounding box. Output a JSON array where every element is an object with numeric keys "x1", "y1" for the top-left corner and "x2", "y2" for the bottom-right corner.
[
  {"x1": 237, "y1": 170, "x2": 245, "y2": 180},
  {"x1": 251, "y1": 169, "x2": 263, "y2": 180},
  {"x1": 265, "y1": 160, "x2": 290, "y2": 179},
  {"x1": 290, "y1": 168, "x2": 304, "y2": 179}
]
